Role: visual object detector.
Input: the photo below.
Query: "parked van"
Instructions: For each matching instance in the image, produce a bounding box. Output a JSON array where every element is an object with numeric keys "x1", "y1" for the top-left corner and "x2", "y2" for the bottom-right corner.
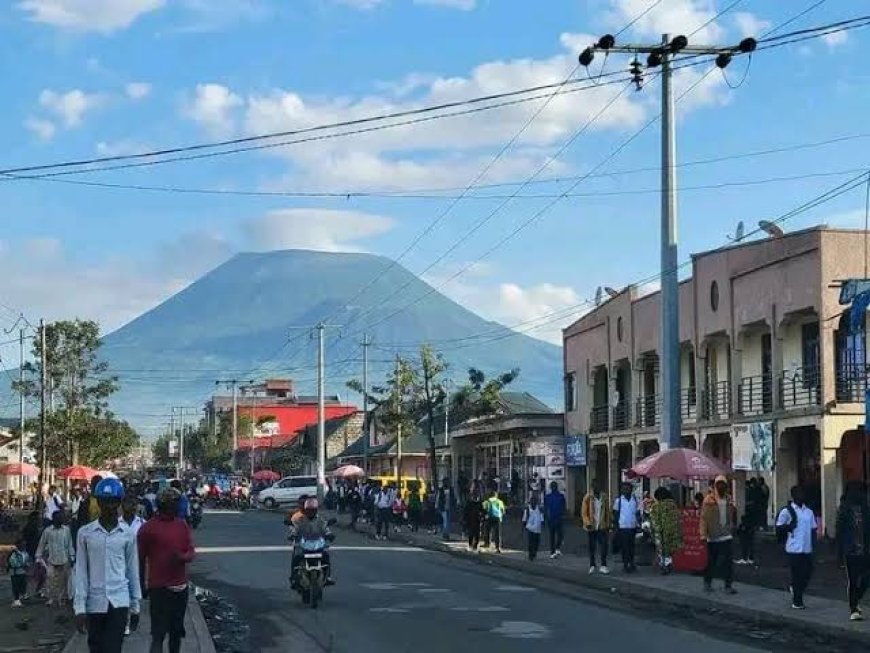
[{"x1": 257, "y1": 475, "x2": 319, "y2": 509}]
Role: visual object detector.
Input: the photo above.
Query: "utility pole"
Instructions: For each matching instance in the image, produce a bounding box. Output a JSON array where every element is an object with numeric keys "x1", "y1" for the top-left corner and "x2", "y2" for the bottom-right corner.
[
  {"x1": 178, "y1": 406, "x2": 185, "y2": 479},
  {"x1": 38, "y1": 319, "x2": 46, "y2": 509},
  {"x1": 395, "y1": 354, "x2": 403, "y2": 490},
  {"x1": 312, "y1": 323, "x2": 340, "y2": 500},
  {"x1": 18, "y1": 329, "x2": 25, "y2": 492},
  {"x1": 361, "y1": 334, "x2": 371, "y2": 476},
  {"x1": 578, "y1": 32, "x2": 756, "y2": 450},
  {"x1": 216, "y1": 379, "x2": 239, "y2": 470}
]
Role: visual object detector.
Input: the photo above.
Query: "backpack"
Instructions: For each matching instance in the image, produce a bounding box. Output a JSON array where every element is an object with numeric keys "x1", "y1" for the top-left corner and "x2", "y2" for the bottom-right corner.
[
  {"x1": 487, "y1": 498, "x2": 504, "y2": 520},
  {"x1": 776, "y1": 504, "x2": 798, "y2": 545}
]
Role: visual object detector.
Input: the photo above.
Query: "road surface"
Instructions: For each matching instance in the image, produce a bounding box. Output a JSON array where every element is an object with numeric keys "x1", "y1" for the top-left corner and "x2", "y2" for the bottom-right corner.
[{"x1": 190, "y1": 510, "x2": 763, "y2": 653}]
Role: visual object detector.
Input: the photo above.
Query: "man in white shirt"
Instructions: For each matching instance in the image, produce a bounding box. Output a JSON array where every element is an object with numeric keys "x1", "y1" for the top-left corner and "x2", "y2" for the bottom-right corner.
[
  {"x1": 613, "y1": 482, "x2": 640, "y2": 573},
  {"x1": 374, "y1": 485, "x2": 394, "y2": 541},
  {"x1": 776, "y1": 485, "x2": 817, "y2": 609},
  {"x1": 74, "y1": 478, "x2": 141, "y2": 652},
  {"x1": 43, "y1": 485, "x2": 65, "y2": 527}
]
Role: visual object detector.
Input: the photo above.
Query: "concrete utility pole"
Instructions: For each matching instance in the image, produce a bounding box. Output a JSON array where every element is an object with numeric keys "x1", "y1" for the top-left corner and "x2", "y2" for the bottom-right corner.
[
  {"x1": 178, "y1": 406, "x2": 185, "y2": 479},
  {"x1": 216, "y1": 379, "x2": 239, "y2": 470},
  {"x1": 18, "y1": 329, "x2": 25, "y2": 491},
  {"x1": 313, "y1": 323, "x2": 341, "y2": 500},
  {"x1": 395, "y1": 354, "x2": 403, "y2": 490},
  {"x1": 578, "y1": 32, "x2": 756, "y2": 450},
  {"x1": 361, "y1": 334, "x2": 371, "y2": 475},
  {"x1": 38, "y1": 319, "x2": 46, "y2": 507}
]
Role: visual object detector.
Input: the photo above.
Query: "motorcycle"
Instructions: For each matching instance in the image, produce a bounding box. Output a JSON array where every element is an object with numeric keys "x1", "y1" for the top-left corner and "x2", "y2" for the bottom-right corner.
[
  {"x1": 188, "y1": 496, "x2": 203, "y2": 529},
  {"x1": 289, "y1": 518, "x2": 336, "y2": 609}
]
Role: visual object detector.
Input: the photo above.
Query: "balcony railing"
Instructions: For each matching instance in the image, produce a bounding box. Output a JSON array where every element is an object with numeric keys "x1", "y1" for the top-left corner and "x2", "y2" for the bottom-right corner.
[
  {"x1": 780, "y1": 365, "x2": 821, "y2": 409},
  {"x1": 680, "y1": 387, "x2": 698, "y2": 421},
  {"x1": 836, "y1": 364, "x2": 868, "y2": 403},
  {"x1": 611, "y1": 401, "x2": 630, "y2": 431},
  {"x1": 738, "y1": 374, "x2": 773, "y2": 416},
  {"x1": 590, "y1": 405, "x2": 609, "y2": 434},
  {"x1": 634, "y1": 394, "x2": 661, "y2": 428},
  {"x1": 701, "y1": 381, "x2": 730, "y2": 420}
]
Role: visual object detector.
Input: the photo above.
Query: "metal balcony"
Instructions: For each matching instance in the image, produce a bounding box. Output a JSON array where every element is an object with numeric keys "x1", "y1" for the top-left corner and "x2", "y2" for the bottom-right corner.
[
  {"x1": 780, "y1": 365, "x2": 821, "y2": 409},
  {"x1": 738, "y1": 374, "x2": 773, "y2": 416},
  {"x1": 589, "y1": 405, "x2": 609, "y2": 434}
]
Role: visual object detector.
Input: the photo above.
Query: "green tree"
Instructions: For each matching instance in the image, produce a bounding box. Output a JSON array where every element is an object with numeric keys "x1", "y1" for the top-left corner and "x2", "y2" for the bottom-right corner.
[
  {"x1": 417, "y1": 345, "x2": 448, "y2": 485},
  {"x1": 450, "y1": 367, "x2": 520, "y2": 423}
]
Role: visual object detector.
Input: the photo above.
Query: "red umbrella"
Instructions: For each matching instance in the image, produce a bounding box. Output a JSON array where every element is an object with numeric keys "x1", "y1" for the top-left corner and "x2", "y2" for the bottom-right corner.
[
  {"x1": 0, "y1": 462, "x2": 39, "y2": 476},
  {"x1": 252, "y1": 469, "x2": 280, "y2": 482},
  {"x1": 56, "y1": 465, "x2": 98, "y2": 481},
  {"x1": 332, "y1": 464, "x2": 365, "y2": 479},
  {"x1": 628, "y1": 448, "x2": 729, "y2": 481}
]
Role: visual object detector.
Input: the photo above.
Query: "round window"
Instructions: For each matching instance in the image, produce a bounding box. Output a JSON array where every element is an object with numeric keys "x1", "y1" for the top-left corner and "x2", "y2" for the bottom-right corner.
[
  {"x1": 710, "y1": 280, "x2": 719, "y2": 312},
  {"x1": 616, "y1": 316, "x2": 624, "y2": 342}
]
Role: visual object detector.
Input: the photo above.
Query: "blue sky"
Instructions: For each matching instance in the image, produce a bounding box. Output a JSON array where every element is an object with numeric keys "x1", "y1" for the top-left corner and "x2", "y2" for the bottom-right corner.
[{"x1": 0, "y1": 0, "x2": 867, "y2": 352}]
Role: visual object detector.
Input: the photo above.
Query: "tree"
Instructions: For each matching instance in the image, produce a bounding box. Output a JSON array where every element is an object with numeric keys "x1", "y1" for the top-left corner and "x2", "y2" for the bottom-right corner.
[
  {"x1": 13, "y1": 319, "x2": 136, "y2": 470},
  {"x1": 417, "y1": 345, "x2": 447, "y2": 485},
  {"x1": 450, "y1": 366, "x2": 520, "y2": 423}
]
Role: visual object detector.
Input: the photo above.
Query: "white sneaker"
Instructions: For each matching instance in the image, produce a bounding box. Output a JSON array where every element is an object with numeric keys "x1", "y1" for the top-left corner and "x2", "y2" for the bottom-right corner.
[
  {"x1": 555, "y1": 549, "x2": 562, "y2": 558},
  {"x1": 599, "y1": 565, "x2": 610, "y2": 575},
  {"x1": 12, "y1": 599, "x2": 22, "y2": 608},
  {"x1": 550, "y1": 552, "x2": 558, "y2": 559},
  {"x1": 588, "y1": 566, "x2": 596, "y2": 575},
  {"x1": 851, "y1": 611, "x2": 864, "y2": 622},
  {"x1": 747, "y1": 559, "x2": 756, "y2": 565},
  {"x1": 124, "y1": 625, "x2": 131, "y2": 636},
  {"x1": 734, "y1": 559, "x2": 746, "y2": 565}
]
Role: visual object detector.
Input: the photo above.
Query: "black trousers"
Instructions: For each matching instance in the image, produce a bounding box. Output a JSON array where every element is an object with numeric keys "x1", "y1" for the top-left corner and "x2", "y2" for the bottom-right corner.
[
  {"x1": 587, "y1": 530, "x2": 608, "y2": 567},
  {"x1": 86, "y1": 605, "x2": 128, "y2": 653},
  {"x1": 846, "y1": 554, "x2": 870, "y2": 612},
  {"x1": 739, "y1": 528, "x2": 755, "y2": 561},
  {"x1": 484, "y1": 518, "x2": 502, "y2": 550},
  {"x1": 788, "y1": 553, "x2": 813, "y2": 607},
  {"x1": 527, "y1": 531, "x2": 541, "y2": 561},
  {"x1": 466, "y1": 522, "x2": 480, "y2": 550},
  {"x1": 548, "y1": 521, "x2": 564, "y2": 554},
  {"x1": 149, "y1": 587, "x2": 189, "y2": 653},
  {"x1": 10, "y1": 575, "x2": 27, "y2": 600},
  {"x1": 617, "y1": 528, "x2": 636, "y2": 568},
  {"x1": 376, "y1": 508, "x2": 391, "y2": 537},
  {"x1": 704, "y1": 540, "x2": 734, "y2": 587}
]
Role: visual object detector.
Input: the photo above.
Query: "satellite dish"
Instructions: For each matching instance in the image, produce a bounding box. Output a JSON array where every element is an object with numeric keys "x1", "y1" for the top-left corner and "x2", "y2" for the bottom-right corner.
[
  {"x1": 727, "y1": 220, "x2": 745, "y2": 242},
  {"x1": 758, "y1": 220, "x2": 784, "y2": 238},
  {"x1": 604, "y1": 286, "x2": 619, "y2": 298},
  {"x1": 594, "y1": 286, "x2": 603, "y2": 306}
]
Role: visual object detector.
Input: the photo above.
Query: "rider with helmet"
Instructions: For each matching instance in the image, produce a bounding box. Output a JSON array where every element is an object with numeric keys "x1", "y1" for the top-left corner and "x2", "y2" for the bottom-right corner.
[{"x1": 289, "y1": 498, "x2": 335, "y2": 586}]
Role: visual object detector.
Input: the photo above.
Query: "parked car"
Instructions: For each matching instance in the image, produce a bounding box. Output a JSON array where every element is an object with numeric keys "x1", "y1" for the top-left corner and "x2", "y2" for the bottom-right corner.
[{"x1": 258, "y1": 476, "x2": 319, "y2": 510}]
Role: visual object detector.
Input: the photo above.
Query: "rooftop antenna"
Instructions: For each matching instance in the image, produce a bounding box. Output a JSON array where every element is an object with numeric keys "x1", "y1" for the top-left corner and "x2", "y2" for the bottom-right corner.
[
  {"x1": 727, "y1": 220, "x2": 745, "y2": 242},
  {"x1": 758, "y1": 220, "x2": 784, "y2": 238},
  {"x1": 594, "y1": 286, "x2": 603, "y2": 306}
]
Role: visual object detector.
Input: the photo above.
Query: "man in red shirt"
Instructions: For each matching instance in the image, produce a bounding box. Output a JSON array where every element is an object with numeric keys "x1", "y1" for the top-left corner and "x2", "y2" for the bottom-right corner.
[{"x1": 138, "y1": 488, "x2": 195, "y2": 653}]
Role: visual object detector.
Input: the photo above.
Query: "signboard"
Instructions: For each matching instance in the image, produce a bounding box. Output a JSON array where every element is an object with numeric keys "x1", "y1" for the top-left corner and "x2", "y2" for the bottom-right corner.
[
  {"x1": 672, "y1": 507, "x2": 708, "y2": 573},
  {"x1": 731, "y1": 421, "x2": 773, "y2": 472},
  {"x1": 168, "y1": 441, "x2": 178, "y2": 458},
  {"x1": 565, "y1": 435, "x2": 587, "y2": 467},
  {"x1": 839, "y1": 278, "x2": 870, "y2": 305}
]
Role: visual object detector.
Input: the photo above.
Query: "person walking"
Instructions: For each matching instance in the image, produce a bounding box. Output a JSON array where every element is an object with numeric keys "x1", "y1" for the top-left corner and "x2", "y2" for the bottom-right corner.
[
  {"x1": 522, "y1": 495, "x2": 545, "y2": 561},
  {"x1": 775, "y1": 485, "x2": 817, "y2": 609},
  {"x1": 347, "y1": 484, "x2": 362, "y2": 531},
  {"x1": 544, "y1": 482, "x2": 566, "y2": 559},
  {"x1": 836, "y1": 481, "x2": 870, "y2": 621},
  {"x1": 613, "y1": 482, "x2": 640, "y2": 573},
  {"x1": 36, "y1": 510, "x2": 74, "y2": 607},
  {"x1": 73, "y1": 478, "x2": 141, "y2": 653},
  {"x1": 463, "y1": 491, "x2": 483, "y2": 552},
  {"x1": 138, "y1": 488, "x2": 196, "y2": 653},
  {"x1": 374, "y1": 485, "x2": 393, "y2": 541},
  {"x1": 43, "y1": 485, "x2": 65, "y2": 527},
  {"x1": 6, "y1": 538, "x2": 31, "y2": 607},
  {"x1": 649, "y1": 486, "x2": 682, "y2": 575},
  {"x1": 757, "y1": 477, "x2": 771, "y2": 530},
  {"x1": 581, "y1": 481, "x2": 611, "y2": 574},
  {"x1": 407, "y1": 488, "x2": 422, "y2": 533},
  {"x1": 700, "y1": 475, "x2": 738, "y2": 594},
  {"x1": 482, "y1": 489, "x2": 505, "y2": 553},
  {"x1": 435, "y1": 479, "x2": 455, "y2": 541}
]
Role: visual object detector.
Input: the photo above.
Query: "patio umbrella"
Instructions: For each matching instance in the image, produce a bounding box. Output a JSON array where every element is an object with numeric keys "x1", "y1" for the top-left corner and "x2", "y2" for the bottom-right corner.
[
  {"x1": 252, "y1": 469, "x2": 280, "y2": 482},
  {"x1": 627, "y1": 448, "x2": 730, "y2": 481},
  {"x1": 56, "y1": 465, "x2": 98, "y2": 481},
  {"x1": 333, "y1": 465, "x2": 365, "y2": 479},
  {"x1": 0, "y1": 462, "x2": 39, "y2": 476}
]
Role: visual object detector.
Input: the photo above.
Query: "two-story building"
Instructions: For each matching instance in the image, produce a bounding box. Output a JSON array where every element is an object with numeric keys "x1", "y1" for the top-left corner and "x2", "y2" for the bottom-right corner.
[{"x1": 563, "y1": 226, "x2": 870, "y2": 536}]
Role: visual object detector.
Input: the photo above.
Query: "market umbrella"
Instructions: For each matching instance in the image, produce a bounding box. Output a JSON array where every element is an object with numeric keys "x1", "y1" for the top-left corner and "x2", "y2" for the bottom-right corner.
[
  {"x1": 252, "y1": 469, "x2": 280, "y2": 482},
  {"x1": 333, "y1": 464, "x2": 365, "y2": 479},
  {"x1": 0, "y1": 462, "x2": 39, "y2": 476},
  {"x1": 627, "y1": 448, "x2": 730, "y2": 481},
  {"x1": 56, "y1": 465, "x2": 98, "y2": 481}
]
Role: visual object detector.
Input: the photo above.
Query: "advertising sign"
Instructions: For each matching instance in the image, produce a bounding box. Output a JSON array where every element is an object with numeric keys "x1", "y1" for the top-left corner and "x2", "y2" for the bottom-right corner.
[
  {"x1": 731, "y1": 421, "x2": 773, "y2": 472},
  {"x1": 672, "y1": 507, "x2": 708, "y2": 573},
  {"x1": 565, "y1": 435, "x2": 587, "y2": 467}
]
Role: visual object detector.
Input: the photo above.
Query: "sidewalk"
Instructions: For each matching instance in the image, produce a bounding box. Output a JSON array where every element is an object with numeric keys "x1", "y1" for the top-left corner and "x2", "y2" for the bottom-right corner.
[
  {"x1": 61, "y1": 594, "x2": 215, "y2": 653},
  {"x1": 331, "y1": 511, "x2": 870, "y2": 647}
]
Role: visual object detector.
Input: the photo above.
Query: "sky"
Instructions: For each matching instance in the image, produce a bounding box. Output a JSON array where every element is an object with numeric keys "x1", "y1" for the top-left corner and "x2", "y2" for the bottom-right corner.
[{"x1": 0, "y1": 0, "x2": 867, "y2": 365}]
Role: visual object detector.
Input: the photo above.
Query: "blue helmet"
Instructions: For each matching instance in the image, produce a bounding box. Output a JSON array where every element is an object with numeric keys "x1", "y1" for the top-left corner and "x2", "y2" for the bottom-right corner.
[{"x1": 94, "y1": 477, "x2": 124, "y2": 500}]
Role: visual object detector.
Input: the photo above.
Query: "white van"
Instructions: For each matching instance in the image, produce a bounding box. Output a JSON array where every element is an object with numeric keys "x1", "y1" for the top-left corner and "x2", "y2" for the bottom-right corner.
[{"x1": 258, "y1": 475, "x2": 319, "y2": 509}]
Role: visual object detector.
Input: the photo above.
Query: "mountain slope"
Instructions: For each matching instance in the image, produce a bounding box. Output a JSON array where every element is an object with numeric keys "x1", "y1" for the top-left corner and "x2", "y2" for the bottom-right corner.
[{"x1": 101, "y1": 250, "x2": 563, "y2": 431}]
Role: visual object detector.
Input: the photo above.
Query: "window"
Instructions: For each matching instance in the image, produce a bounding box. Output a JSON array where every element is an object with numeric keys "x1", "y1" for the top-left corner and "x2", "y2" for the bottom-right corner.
[
  {"x1": 710, "y1": 281, "x2": 719, "y2": 312},
  {"x1": 290, "y1": 477, "x2": 317, "y2": 488},
  {"x1": 616, "y1": 316, "x2": 624, "y2": 342},
  {"x1": 801, "y1": 322, "x2": 820, "y2": 388},
  {"x1": 687, "y1": 355, "x2": 697, "y2": 406},
  {"x1": 564, "y1": 372, "x2": 576, "y2": 412}
]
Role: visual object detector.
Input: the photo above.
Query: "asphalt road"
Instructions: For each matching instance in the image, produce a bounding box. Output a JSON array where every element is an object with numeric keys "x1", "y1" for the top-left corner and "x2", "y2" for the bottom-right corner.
[{"x1": 190, "y1": 510, "x2": 764, "y2": 653}]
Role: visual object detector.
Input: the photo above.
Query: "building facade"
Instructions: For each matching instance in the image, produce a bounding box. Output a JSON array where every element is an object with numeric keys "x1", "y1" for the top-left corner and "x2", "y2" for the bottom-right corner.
[{"x1": 563, "y1": 226, "x2": 870, "y2": 536}]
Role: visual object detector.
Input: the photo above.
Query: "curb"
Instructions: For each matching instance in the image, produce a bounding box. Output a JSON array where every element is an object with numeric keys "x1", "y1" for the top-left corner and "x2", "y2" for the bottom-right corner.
[{"x1": 334, "y1": 517, "x2": 869, "y2": 648}]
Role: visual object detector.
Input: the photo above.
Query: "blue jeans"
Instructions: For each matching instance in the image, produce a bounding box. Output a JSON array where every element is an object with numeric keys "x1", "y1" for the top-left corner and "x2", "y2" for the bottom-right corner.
[{"x1": 440, "y1": 511, "x2": 451, "y2": 538}]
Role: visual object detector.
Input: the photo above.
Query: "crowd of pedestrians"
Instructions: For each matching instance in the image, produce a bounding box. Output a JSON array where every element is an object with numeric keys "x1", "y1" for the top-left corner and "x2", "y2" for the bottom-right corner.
[{"x1": 4, "y1": 476, "x2": 197, "y2": 653}]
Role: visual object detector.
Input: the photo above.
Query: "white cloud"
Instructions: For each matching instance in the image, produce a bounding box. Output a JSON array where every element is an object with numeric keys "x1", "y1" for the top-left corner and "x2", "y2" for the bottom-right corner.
[
  {"x1": 95, "y1": 139, "x2": 151, "y2": 157},
  {"x1": 24, "y1": 116, "x2": 56, "y2": 141},
  {"x1": 125, "y1": 82, "x2": 152, "y2": 100},
  {"x1": 732, "y1": 11, "x2": 769, "y2": 37},
  {"x1": 245, "y1": 208, "x2": 394, "y2": 253},
  {"x1": 173, "y1": 0, "x2": 271, "y2": 33},
  {"x1": 38, "y1": 89, "x2": 103, "y2": 127},
  {"x1": 414, "y1": 0, "x2": 476, "y2": 9},
  {"x1": 183, "y1": 83, "x2": 242, "y2": 136},
  {"x1": 18, "y1": 0, "x2": 165, "y2": 33},
  {"x1": 604, "y1": 0, "x2": 725, "y2": 43},
  {"x1": 821, "y1": 29, "x2": 848, "y2": 49}
]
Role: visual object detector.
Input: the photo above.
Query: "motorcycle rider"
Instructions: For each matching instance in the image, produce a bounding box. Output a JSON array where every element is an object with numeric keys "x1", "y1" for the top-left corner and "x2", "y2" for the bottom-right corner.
[{"x1": 289, "y1": 498, "x2": 335, "y2": 587}]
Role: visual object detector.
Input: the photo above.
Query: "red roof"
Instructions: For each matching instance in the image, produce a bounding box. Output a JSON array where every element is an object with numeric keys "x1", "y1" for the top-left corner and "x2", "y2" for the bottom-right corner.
[{"x1": 236, "y1": 404, "x2": 357, "y2": 450}]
